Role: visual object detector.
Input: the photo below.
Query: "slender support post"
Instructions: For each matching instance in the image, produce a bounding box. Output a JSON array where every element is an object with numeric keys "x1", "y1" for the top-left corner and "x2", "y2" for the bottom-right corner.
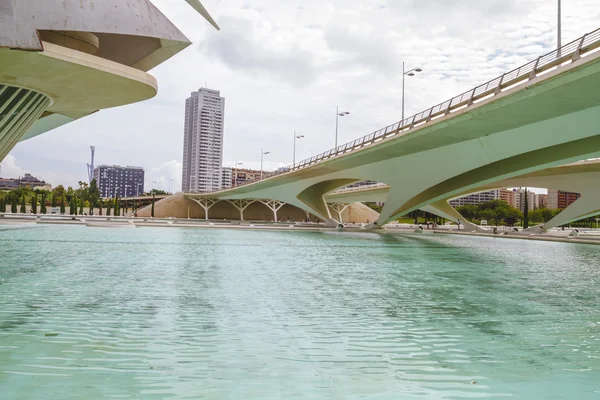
[
  {"x1": 558, "y1": 0, "x2": 562, "y2": 50},
  {"x1": 293, "y1": 132, "x2": 296, "y2": 165},
  {"x1": 335, "y1": 107, "x2": 339, "y2": 148}
]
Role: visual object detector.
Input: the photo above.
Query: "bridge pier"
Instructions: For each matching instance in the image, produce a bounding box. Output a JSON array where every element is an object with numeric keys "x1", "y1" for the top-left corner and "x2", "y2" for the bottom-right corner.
[
  {"x1": 328, "y1": 203, "x2": 351, "y2": 224},
  {"x1": 259, "y1": 200, "x2": 286, "y2": 222},
  {"x1": 190, "y1": 198, "x2": 219, "y2": 220},
  {"x1": 422, "y1": 201, "x2": 481, "y2": 231},
  {"x1": 227, "y1": 199, "x2": 255, "y2": 221}
]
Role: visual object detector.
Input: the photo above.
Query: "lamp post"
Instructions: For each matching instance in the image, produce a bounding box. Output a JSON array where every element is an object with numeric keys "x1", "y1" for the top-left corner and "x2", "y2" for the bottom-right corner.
[
  {"x1": 136, "y1": 182, "x2": 142, "y2": 196},
  {"x1": 260, "y1": 149, "x2": 270, "y2": 179},
  {"x1": 152, "y1": 180, "x2": 157, "y2": 193},
  {"x1": 335, "y1": 107, "x2": 350, "y2": 148},
  {"x1": 558, "y1": 0, "x2": 561, "y2": 50},
  {"x1": 293, "y1": 132, "x2": 304, "y2": 165},
  {"x1": 169, "y1": 178, "x2": 175, "y2": 194},
  {"x1": 233, "y1": 161, "x2": 243, "y2": 187},
  {"x1": 402, "y1": 62, "x2": 423, "y2": 122}
]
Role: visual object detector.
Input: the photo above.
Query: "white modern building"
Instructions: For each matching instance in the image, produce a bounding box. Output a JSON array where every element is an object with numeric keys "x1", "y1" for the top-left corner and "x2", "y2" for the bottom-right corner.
[
  {"x1": 0, "y1": 0, "x2": 218, "y2": 163},
  {"x1": 514, "y1": 189, "x2": 540, "y2": 212},
  {"x1": 449, "y1": 190, "x2": 500, "y2": 206},
  {"x1": 182, "y1": 88, "x2": 225, "y2": 193}
]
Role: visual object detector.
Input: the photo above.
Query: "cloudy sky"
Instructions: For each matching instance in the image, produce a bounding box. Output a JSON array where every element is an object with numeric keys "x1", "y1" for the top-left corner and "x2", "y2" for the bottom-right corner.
[{"x1": 2, "y1": 0, "x2": 600, "y2": 192}]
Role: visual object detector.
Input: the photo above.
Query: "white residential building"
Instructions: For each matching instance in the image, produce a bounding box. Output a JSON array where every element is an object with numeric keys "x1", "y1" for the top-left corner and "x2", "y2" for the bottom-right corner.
[
  {"x1": 182, "y1": 88, "x2": 225, "y2": 193},
  {"x1": 449, "y1": 190, "x2": 500, "y2": 207},
  {"x1": 221, "y1": 167, "x2": 232, "y2": 190}
]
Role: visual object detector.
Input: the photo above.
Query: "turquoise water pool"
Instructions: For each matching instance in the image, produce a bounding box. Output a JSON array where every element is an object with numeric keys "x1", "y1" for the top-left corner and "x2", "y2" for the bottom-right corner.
[{"x1": 1, "y1": 225, "x2": 599, "y2": 399}]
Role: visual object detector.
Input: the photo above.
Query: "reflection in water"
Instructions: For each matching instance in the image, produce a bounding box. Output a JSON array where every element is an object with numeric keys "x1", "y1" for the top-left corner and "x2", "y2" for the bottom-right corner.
[{"x1": 0, "y1": 226, "x2": 599, "y2": 399}]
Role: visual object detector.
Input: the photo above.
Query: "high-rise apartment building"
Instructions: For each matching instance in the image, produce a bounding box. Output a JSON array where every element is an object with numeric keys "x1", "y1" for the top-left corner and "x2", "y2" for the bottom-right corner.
[
  {"x1": 514, "y1": 189, "x2": 540, "y2": 212},
  {"x1": 93, "y1": 165, "x2": 144, "y2": 198},
  {"x1": 182, "y1": 88, "x2": 225, "y2": 193},
  {"x1": 547, "y1": 189, "x2": 581, "y2": 209}
]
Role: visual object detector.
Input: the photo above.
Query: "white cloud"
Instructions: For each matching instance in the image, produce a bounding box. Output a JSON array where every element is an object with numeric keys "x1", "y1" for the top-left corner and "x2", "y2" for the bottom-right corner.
[
  {"x1": 147, "y1": 160, "x2": 183, "y2": 193},
  {"x1": 0, "y1": 155, "x2": 25, "y2": 179}
]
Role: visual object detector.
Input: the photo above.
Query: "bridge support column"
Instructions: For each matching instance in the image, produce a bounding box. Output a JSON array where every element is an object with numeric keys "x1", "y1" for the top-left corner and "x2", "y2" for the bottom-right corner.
[
  {"x1": 541, "y1": 195, "x2": 600, "y2": 230},
  {"x1": 227, "y1": 199, "x2": 255, "y2": 221},
  {"x1": 190, "y1": 198, "x2": 219, "y2": 220},
  {"x1": 422, "y1": 200, "x2": 481, "y2": 231},
  {"x1": 328, "y1": 203, "x2": 351, "y2": 224},
  {"x1": 259, "y1": 200, "x2": 286, "y2": 222}
]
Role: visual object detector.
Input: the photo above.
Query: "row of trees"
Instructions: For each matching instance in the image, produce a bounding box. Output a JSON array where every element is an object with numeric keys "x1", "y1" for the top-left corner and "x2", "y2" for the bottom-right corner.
[
  {"x1": 455, "y1": 199, "x2": 566, "y2": 226},
  {"x1": 0, "y1": 179, "x2": 145, "y2": 216}
]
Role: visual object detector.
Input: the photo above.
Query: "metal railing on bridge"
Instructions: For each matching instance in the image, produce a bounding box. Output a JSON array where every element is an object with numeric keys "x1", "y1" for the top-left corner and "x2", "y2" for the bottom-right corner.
[{"x1": 211, "y1": 27, "x2": 600, "y2": 194}]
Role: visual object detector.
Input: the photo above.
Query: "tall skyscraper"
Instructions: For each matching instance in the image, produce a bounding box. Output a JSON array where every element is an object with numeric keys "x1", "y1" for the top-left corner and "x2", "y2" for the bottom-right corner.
[{"x1": 182, "y1": 88, "x2": 225, "y2": 193}]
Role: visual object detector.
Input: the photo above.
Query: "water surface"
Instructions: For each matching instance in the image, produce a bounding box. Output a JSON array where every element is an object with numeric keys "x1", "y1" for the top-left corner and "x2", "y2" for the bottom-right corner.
[{"x1": 1, "y1": 225, "x2": 599, "y2": 399}]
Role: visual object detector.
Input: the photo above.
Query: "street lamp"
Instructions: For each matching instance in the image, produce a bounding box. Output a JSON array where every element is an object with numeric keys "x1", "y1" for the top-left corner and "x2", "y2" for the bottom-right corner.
[
  {"x1": 136, "y1": 182, "x2": 142, "y2": 196},
  {"x1": 335, "y1": 106, "x2": 350, "y2": 148},
  {"x1": 402, "y1": 62, "x2": 422, "y2": 122},
  {"x1": 558, "y1": 0, "x2": 562, "y2": 50},
  {"x1": 152, "y1": 180, "x2": 157, "y2": 192},
  {"x1": 169, "y1": 178, "x2": 175, "y2": 194},
  {"x1": 293, "y1": 132, "x2": 304, "y2": 165},
  {"x1": 233, "y1": 161, "x2": 243, "y2": 187},
  {"x1": 260, "y1": 149, "x2": 270, "y2": 179}
]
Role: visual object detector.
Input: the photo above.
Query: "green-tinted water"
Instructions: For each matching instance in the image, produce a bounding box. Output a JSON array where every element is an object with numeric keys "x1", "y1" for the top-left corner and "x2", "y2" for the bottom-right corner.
[{"x1": 1, "y1": 225, "x2": 599, "y2": 399}]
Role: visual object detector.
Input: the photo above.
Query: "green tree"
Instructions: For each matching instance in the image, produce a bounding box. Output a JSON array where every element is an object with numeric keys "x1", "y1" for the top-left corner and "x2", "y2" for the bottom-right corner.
[
  {"x1": 456, "y1": 204, "x2": 478, "y2": 221},
  {"x1": 40, "y1": 192, "x2": 47, "y2": 214},
  {"x1": 106, "y1": 199, "x2": 112, "y2": 216},
  {"x1": 151, "y1": 193, "x2": 155, "y2": 218},
  {"x1": 11, "y1": 198, "x2": 17, "y2": 213},
  {"x1": 523, "y1": 188, "x2": 529, "y2": 229},
  {"x1": 60, "y1": 196, "x2": 66, "y2": 214},
  {"x1": 20, "y1": 194, "x2": 26, "y2": 213},
  {"x1": 148, "y1": 189, "x2": 167, "y2": 196},
  {"x1": 0, "y1": 197, "x2": 5, "y2": 213},
  {"x1": 31, "y1": 194, "x2": 37, "y2": 214},
  {"x1": 88, "y1": 179, "x2": 100, "y2": 216},
  {"x1": 69, "y1": 196, "x2": 75, "y2": 215},
  {"x1": 51, "y1": 185, "x2": 65, "y2": 207},
  {"x1": 114, "y1": 196, "x2": 119, "y2": 217}
]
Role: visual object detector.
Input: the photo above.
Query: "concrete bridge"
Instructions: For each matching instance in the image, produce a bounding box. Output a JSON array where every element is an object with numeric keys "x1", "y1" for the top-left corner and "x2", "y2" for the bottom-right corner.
[
  {"x1": 181, "y1": 27, "x2": 600, "y2": 228},
  {"x1": 325, "y1": 160, "x2": 600, "y2": 231}
]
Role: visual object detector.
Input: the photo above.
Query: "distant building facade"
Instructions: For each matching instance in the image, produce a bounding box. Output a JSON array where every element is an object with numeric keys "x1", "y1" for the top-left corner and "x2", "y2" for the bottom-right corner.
[
  {"x1": 547, "y1": 189, "x2": 581, "y2": 209},
  {"x1": 0, "y1": 173, "x2": 49, "y2": 190},
  {"x1": 499, "y1": 189, "x2": 516, "y2": 207},
  {"x1": 512, "y1": 188, "x2": 542, "y2": 212},
  {"x1": 538, "y1": 193, "x2": 548, "y2": 208},
  {"x1": 449, "y1": 190, "x2": 500, "y2": 207},
  {"x1": 221, "y1": 167, "x2": 232, "y2": 190},
  {"x1": 182, "y1": 88, "x2": 225, "y2": 193},
  {"x1": 93, "y1": 165, "x2": 144, "y2": 198},
  {"x1": 232, "y1": 168, "x2": 262, "y2": 187}
]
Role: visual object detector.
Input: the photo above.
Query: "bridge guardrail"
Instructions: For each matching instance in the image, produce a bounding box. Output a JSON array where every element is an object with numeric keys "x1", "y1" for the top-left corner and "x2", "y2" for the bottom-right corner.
[{"x1": 212, "y1": 27, "x2": 600, "y2": 194}]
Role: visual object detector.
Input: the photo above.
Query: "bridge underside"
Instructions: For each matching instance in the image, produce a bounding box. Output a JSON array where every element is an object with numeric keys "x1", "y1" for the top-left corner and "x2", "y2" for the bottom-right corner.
[{"x1": 325, "y1": 160, "x2": 600, "y2": 231}]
